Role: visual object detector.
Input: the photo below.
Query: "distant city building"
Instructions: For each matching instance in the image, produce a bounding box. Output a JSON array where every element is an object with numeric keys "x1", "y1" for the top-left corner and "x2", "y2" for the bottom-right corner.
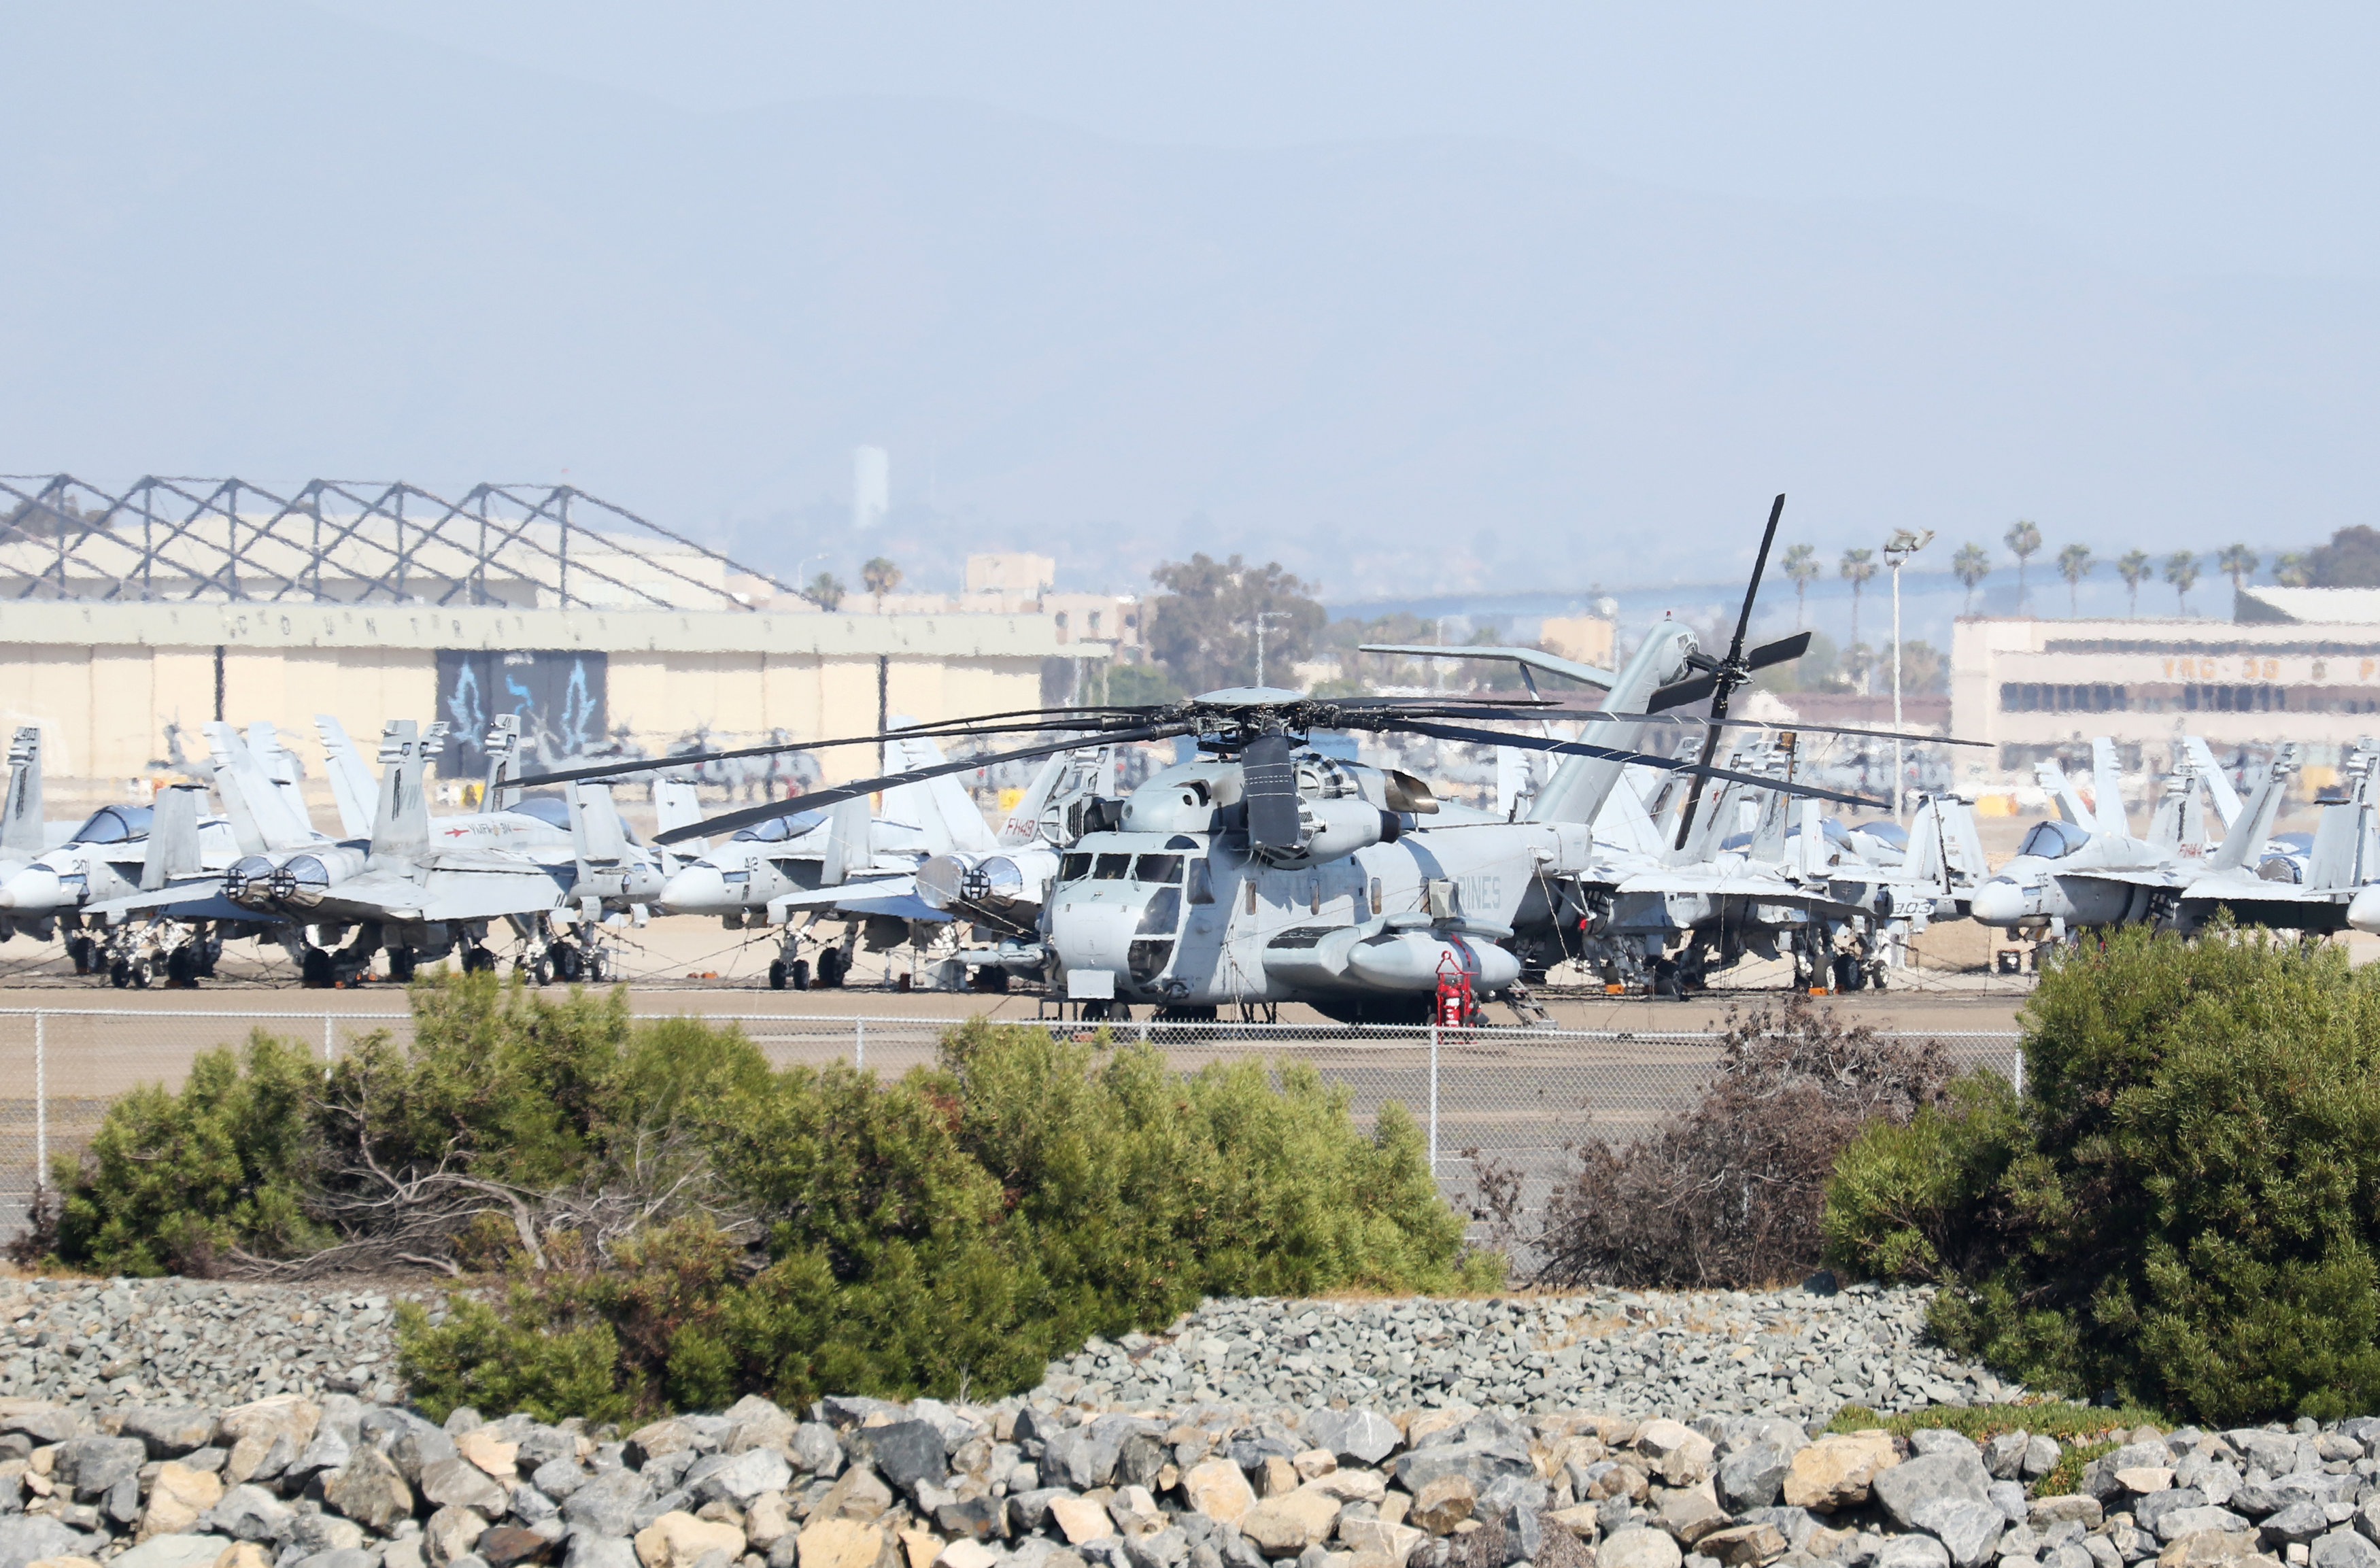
[
  {"x1": 1538, "y1": 614, "x2": 1616, "y2": 670},
  {"x1": 964, "y1": 552, "x2": 1055, "y2": 600},
  {"x1": 1952, "y1": 611, "x2": 2380, "y2": 774},
  {"x1": 852, "y1": 446, "x2": 889, "y2": 531}
]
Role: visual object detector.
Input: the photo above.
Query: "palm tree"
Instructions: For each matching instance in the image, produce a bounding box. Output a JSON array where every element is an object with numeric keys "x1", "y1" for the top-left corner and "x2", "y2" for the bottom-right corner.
[
  {"x1": 2215, "y1": 543, "x2": 2259, "y2": 602},
  {"x1": 2118, "y1": 549, "x2": 2152, "y2": 614},
  {"x1": 862, "y1": 556, "x2": 902, "y2": 609},
  {"x1": 1781, "y1": 543, "x2": 1820, "y2": 628},
  {"x1": 804, "y1": 571, "x2": 847, "y2": 611},
  {"x1": 2163, "y1": 551, "x2": 2199, "y2": 615},
  {"x1": 2056, "y1": 542, "x2": 2094, "y2": 614},
  {"x1": 2005, "y1": 519, "x2": 2043, "y2": 611},
  {"x1": 2275, "y1": 551, "x2": 2311, "y2": 587},
  {"x1": 1952, "y1": 543, "x2": 1992, "y2": 613},
  {"x1": 1840, "y1": 547, "x2": 1879, "y2": 691}
]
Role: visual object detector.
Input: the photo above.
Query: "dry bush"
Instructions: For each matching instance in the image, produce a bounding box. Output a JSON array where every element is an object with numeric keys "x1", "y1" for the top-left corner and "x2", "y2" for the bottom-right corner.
[{"x1": 1535, "y1": 995, "x2": 1951, "y2": 1289}]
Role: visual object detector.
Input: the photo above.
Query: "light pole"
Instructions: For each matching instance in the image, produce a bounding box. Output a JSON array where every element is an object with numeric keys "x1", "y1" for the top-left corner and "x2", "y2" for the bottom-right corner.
[
  {"x1": 1883, "y1": 528, "x2": 1935, "y2": 821},
  {"x1": 1244, "y1": 611, "x2": 1289, "y2": 687}
]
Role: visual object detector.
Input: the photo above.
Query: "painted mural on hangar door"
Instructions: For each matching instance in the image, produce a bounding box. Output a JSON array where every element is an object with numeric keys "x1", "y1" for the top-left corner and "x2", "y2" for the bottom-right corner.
[{"x1": 435, "y1": 650, "x2": 607, "y2": 777}]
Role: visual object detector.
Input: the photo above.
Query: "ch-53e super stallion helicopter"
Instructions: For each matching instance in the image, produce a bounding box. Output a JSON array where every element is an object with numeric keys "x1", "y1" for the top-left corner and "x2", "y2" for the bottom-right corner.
[{"x1": 524, "y1": 497, "x2": 1950, "y2": 1017}]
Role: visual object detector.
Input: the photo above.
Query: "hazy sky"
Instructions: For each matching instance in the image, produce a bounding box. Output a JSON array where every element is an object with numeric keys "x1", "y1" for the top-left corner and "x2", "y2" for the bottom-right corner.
[{"x1": 305, "y1": 1, "x2": 2380, "y2": 284}]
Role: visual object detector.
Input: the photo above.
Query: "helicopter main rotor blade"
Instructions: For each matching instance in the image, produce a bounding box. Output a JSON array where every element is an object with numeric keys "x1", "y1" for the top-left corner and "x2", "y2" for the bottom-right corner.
[
  {"x1": 1518, "y1": 704, "x2": 1984, "y2": 749},
  {"x1": 1645, "y1": 631, "x2": 1812, "y2": 712},
  {"x1": 1381, "y1": 717, "x2": 1885, "y2": 812},
  {"x1": 652, "y1": 723, "x2": 1193, "y2": 845},
  {"x1": 1674, "y1": 494, "x2": 1786, "y2": 847},
  {"x1": 516, "y1": 711, "x2": 1162, "y2": 789}
]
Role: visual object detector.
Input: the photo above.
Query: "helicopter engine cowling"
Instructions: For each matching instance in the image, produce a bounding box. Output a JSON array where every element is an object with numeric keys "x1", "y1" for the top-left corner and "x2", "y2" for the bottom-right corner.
[
  {"x1": 1257, "y1": 798, "x2": 1401, "y2": 866},
  {"x1": 1345, "y1": 930, "x2": 1522, "y2": 992}
]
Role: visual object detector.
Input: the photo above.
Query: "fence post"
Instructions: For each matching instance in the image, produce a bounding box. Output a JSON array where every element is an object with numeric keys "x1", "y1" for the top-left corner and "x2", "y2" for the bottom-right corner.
[
  {"x1": 324, "y1": 1014, "x2": 335, "y2": 1065},
  {"x1": 855, "y1": 1018, "x2": 866, "y2": 1073},
  {"x1": 2012, "y1": 1046, "x2": 2024, "y2": 1096},
  {"x1": 1428, "y1": 1019, "x2": 1439, "y2": 1173},
  {"x1": 33, "y1": 1010, "x2": 46, "y2": 1191}
]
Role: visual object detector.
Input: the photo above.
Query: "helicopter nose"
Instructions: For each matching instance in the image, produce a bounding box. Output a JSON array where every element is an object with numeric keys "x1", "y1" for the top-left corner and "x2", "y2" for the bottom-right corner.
[
  {"x1": 659, "y1": 865, "x2": 734, "y2": 915},
  {"x1": 0, "y1": 867, "x2": 61, "y2": 913},
  {"x1": 2351, "y1": 885, "x2": 2380, "y2": 936},
  {"x1": 1969, "y1": 876, "x2": 2030, "y2": 927}
]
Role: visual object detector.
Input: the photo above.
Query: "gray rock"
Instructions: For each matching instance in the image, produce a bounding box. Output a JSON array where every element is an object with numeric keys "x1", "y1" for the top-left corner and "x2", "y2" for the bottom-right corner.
[
  {"x1": 0, "y1": 1405, "x2": 89, "y2": 1446},
  {"x1": 1872, "y1": 1450, "x2": 1996, "y2": 1531},
  {"x1": 1716, "y1": 1444, "x2": 1792, "y2": 1514},
  {"x1": 203, "y1": 1482, "x2": 298, "y2": 1541},
  {"x1": 0, "y1": 1515, "x2": 98, "y2": 1568},
  {"x1": 396, "y1": 1427, "x2": 464, "y2": 1485},
  {"x1": 1984, "y1": 1436, "x2": 2029, "y2": 1482},
  {"x1": 859, "y1": 1422, "x2": 949, "y2": 1495},
  {"x1": 292, "y1": 1551, "x2": 381, "y2": 1568},
  {"x1": 789, "y1": 1425, "x2": 843, "y2": 1479},
  {"x1": 1909, "y1": 1497, "x2": 2004, "y2": 1568},
  {"x1": 939, "y1": 1495, "x2": 1012, "y2": 1543},
  {"x1": 1875, "y1": 1535, "x2": 1952, "y2": 1568},
  {"x1": 565, "y1": 1537, "x2": 640, "y2": 1568},
  {"x1": 2314, "y1": 1531, "x2": 2380, "y2": 1568},
  {"x1": 2133, "y1": 1490, "x2": 2211, "y2": 1535},
  {"x1": 2266, "y1": 1503, "x2": 2333, "y2": 1546},
  {"x1": 1124, "y1": 1528, "x2": 1189, "y2": 1568},
  {"x1": 423, "y1": 1456, "x2": 513, "y2": 1514},
  {"x1": 530, "y1": 1459, "x2": 588, "y2": 1500},
  {"x1": 2154, "y1": 1507, "x2": 2251, "y2": 1544},
  {"x1": 1391, "y1": 1437, "x2": 1535, "y2": 1492},
  {"x1": 289, "y1": 1514, "x2": 371, "y2": 1555},
  {"x1": 690, "y1": 1448, "x2": 792, "y2": 1506},
  {"x1": 119, "y1": 1405, "x2": 221, "y2": 1458},
  {"x1": 2022, "y1": 1439, "x2": 2062, "y2": 1481},
  {"x1": 54, "y1": 1435, "x2": 148, "y2": 1499},
  {"x1": 1304, "y1": 1410, "x2": 1400, "y2": 1469},
  {"x1": 1011, "y1": 1488, "x2": 1078, "y2": 1534},
  {"x1": 112, "y1": 1535, "x2": 239, "y2": 1568},
  {"x1": 1910, "y1": 1433, "x2": 1978, "y2": 1461},
  {"x1": 559, "y1": 1469, "x2": 653, "y2": 1538},
  {"x1": 1044, "y1": 1429, "x2": 1101, "y2": 1492},
  {"x1": 104, "y1": 1473, "x2": 144, "y2": 1526},
  {"x1": 1988, "y1": 1482, "x2": 2028, "y2": 1527},
  {"x1": 292, "y1": 1426, "x2": 356, "y2": 1482}
]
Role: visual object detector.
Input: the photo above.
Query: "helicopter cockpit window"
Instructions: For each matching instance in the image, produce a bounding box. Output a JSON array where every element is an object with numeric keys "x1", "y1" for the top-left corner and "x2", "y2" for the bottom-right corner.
[
  {"x1": 1187, "y1": 860, "x2": 1214, "y2": 904},
  {"x1": 2017, "y1": 819, "x2": 2092, "y2": 859},
  {"x1": 71, "y1": 805, "x2": 152, "y2": 845},
  {"x1": 1060, "y1": 853, "x2": 1093, "y2": 882},
  {"x1": 1093, "y1": 853, "x2": 1132, "y2": 880},
  {"x1": 1135, "y1": 854, "x2": 1184, "y2": 884}
]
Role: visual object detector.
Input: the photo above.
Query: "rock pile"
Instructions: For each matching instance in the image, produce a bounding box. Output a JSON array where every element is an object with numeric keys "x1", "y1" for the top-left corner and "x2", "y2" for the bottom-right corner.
[
  {"x1": 0, "y1": 1279, "x2": 420, "y2": 1410},
  {"x1": 7, "y1": 1381, "x2": 2378, "y2": 1568},
  {"x1": 1038, "y1": 1286, "x2": 2014, "y2": 1422}
]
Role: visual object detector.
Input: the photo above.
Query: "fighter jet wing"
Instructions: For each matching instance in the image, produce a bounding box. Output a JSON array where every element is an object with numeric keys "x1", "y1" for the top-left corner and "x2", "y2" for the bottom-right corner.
[
  {"x1": 2179, "y1": 871, "x2": 2344, "y2": 906},
  {"x1": 1612, "y1": 869, "x2": 1873, "y2": 921},
  {"x1": 82, "y1": 878, "x2": 238, "y2": 921},
  {"x1": 416, "y1": 866, "x2": 575, "y2": 923}
]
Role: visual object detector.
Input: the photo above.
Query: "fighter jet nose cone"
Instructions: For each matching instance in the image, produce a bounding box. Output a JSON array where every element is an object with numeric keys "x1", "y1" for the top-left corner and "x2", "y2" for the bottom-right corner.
[
  {"x1": 1971, "y1": 877, "x2": 2026, "y2": 926},
  {"x1": 0, "y1": 867, "x2": 58, "y2": 913},
  {"x1": 2351, "y1": 885, "x2": 2380, "y2": 936},
  {"x1": 659, "y1": 866, "x2": 730, "y2": 915}
]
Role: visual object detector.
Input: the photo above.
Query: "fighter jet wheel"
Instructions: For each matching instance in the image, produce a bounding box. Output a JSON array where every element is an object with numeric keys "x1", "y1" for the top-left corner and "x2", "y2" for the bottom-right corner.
[
  {"x1": 108, "y1": 957, "x2": 131, "y2": 988},
  {"x1": 131, "y1": 956, "x2": 153, "y2": 989},
  {"x1": 970, "y1": 967, "x2": 1010, "y2": 993},
  {"x1": 67, "y1": 935, "x2": 95, "y2": 976},
  {"x1": 586, "y1": 949, "x2": 609, "y2": 983},
  {"x1": 1831, "y1": 952, "x2": 1864, "y2": 992},
  {"x1": 768, "y1": 959, "x2": 787, "y2": 990},
  {"x1": 197, "y1": 939, "x2": 220, "y2": 978},
  {"x1": 301, "y1": 947, "x2": 334, "y2": 988},
  {"x1": 531, "y1": 953, "x2": 554, "y2": 987},
  {"x1": 789, "y1": 958, "x2": 810, "y2": 991},
  {"x1": 555, "y1": 943, "x2": 584, "y2": 983},
  {"x1": 816, "y1": 947, "x2": 848, "y2": 988},
  {"x1": 165, "y1": 946, "x2": 199, "y2": 987},
  {"x1": 462, "y1": 946, "x2": 496, "y2": 974}
]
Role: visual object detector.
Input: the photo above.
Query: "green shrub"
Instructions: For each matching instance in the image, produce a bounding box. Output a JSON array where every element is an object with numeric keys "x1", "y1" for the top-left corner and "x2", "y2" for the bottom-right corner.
[
  {"x1": 398, "y1": 1019, "x2": 1494, "y2": 1419},
  {"x1": 54, "y1": 1030, "x2": 329, "y2": 1275},
  {"x1": 1822, "y1": 924, "x2": 2380, "y2": 1423}
]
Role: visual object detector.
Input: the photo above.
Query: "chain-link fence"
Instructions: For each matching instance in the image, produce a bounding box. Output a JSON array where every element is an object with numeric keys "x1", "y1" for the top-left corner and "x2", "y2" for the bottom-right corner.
[{"x1": 0, "y1": 1009, "x2": 2022, "y2": 1240}]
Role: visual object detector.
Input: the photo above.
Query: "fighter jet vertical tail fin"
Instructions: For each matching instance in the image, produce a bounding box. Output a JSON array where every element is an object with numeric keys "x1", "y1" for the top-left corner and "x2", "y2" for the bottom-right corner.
[
  {"x1": 1906, "y1": 797, "x2": 1946, "y2": 889},
  {"x1": 369, "y1": 720, "x2": 434, "y2": 859},
  {"x1": 566, "y1": 782, "x2": 629, "y2": 866},
  {"x1": 205, "y1": 720, "x2": 317, "y2": 851},
  {"x1": 313, "y1": 717, "x2": 378, "y2": 839},
  {"x1": 2090, "y1": 738, "x2": 2130, "y2": 838},
  {"x1": 482, "y1": 715, "x2": 523, "y2": 814},
  {"x1": 2181, "y1": 736, "x2": 2244, "y2": 828},
  {"x1": 139, "y1": 784, "x2": 206, "y2": 892},
  {"x1": 653, "y1": 779, "x2": 705, "y2": 852},
  {"x1": 2, "y1": 726, "x2": 43, "y2": 854},
  {"x1": 1793, "y1": 798, "x2": 1831, "y2": 879},
  {"x1": 819, "y1": 794, "x2": 871, "y2": 886},
  {"x1": 247, "y1": 720, "x2": 317, "y2": 836},
  {"x1": 997, "y1": 753, "x2": 1073, "y2": 847},
  {"x1": 2309, "y1": 794, "x2": 2360, "y2": 892},
  {"x1": 883, "y1": 727, "x2": 999, "y2": 855},
  {"x1": 2036, "y1": 760, "x2": 2095, "y2": 829},
  {"x1": 2208, "y1": 748, "x2": 2295, "y2": 873}
]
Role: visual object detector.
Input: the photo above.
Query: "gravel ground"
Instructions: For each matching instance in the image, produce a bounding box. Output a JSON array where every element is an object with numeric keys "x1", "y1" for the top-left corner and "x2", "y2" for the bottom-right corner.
[{"x1": 1, "y1": 1273, "x2": 2011, "y2": 1424}]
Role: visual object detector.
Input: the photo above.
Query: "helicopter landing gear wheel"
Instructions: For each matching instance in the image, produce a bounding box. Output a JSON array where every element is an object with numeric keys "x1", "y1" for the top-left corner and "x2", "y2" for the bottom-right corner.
[{"x1": 768, "y1": 959, "x2": 787, "y2": 990}]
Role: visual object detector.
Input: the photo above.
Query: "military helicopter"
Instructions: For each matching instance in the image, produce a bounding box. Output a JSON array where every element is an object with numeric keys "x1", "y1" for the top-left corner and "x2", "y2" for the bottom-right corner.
[{"x1": 526, "y1": 496, "x2": 1953, "y2": 1017}]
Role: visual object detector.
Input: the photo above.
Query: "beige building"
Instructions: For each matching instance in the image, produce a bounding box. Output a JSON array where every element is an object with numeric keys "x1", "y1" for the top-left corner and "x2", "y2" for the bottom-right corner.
[
  {"x1": 1, "y1": 598, "x2": 1071, "y2": 783},
  {"x1": 1538, "y1": 615, "x2": 1616, "y2": 670},
  {"x1": 1952, "y1": 603, "x2": 2380, "y2": 774}
]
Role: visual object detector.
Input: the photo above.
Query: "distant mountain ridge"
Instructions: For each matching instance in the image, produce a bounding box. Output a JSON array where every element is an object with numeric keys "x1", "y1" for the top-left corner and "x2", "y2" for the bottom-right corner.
[{"x1": 4, "y1": 0, "x2": 2373, "y2": 600}]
